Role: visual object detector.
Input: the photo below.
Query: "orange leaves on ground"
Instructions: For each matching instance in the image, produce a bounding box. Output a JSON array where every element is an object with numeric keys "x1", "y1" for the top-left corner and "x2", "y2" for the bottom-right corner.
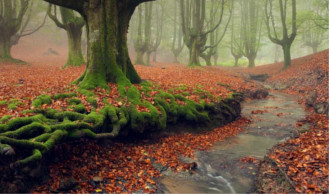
[
  {"x1": 32, "y1": 117, "x2": 249, "y2": 194},
  {"x1": 268, "y1": 113, "x2": 329, "y2": 194}
]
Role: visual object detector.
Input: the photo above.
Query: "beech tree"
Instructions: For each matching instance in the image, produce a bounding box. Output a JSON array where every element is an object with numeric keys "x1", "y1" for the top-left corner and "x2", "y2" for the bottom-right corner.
[
  {"x1": 265, "y1": 0, "x2": 297, "y2": 70},
  {"x1": 180, "y1": 0, "x2": 231, "y2": 66},
  {"x1": 200, "y1": 0, "x2": 232, "y2": 66},
  {"x1": 42, "y1": 0, "x2": 152, "y2": 89},
  {"x1": 171, "y1": 1, "x2": 184, "y2": 63},
  {"x1": 134, "y1": 3, "x2": 152, "y2": 65},
  {"x1": 241, "y1": 0, "x2": 262, "y2": 68},
  {"x1": 48, "y1": 5, "x2": 85, "y2": 67},
  {"x1": 0, "y1": 0, "x2": 29, "y2": 63}
]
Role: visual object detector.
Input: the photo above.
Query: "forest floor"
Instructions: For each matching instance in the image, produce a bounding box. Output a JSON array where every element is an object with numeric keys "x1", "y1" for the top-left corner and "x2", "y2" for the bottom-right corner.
[{"x1": 0, "y1": 39, "x2": 328, "y2": 193}]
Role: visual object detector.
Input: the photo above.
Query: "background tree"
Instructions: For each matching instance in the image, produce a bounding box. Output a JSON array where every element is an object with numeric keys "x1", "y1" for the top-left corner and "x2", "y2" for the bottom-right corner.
[
  {"x1": 146, "y1": 2, "x2": 164, "y2": 65},
  {"x1": 241, "y1": 0, "x2": 262, "y2": 68},
  {"x1": 10, "y1": 1, "x2": 48, "y2": 47},
  {"x1": 200, "y1": 0, "x2": 232, "y2": 66},
  {"x1": 48, "y1": 5, "x2": 85, "y2": 67},
  {"x1": 180, "y1": 0, "x2": 231, "y2": 67},
  {"x1": 0, "y1": 0, "x2": 29, "y2": 63},
  {"x1": 134, "y1": 3, "x2": 152, "y2": 65},
  {"x1": 171, "y1": 1, "x2": 184, "y2": 63},
  {"x1": 265, "y1": 0, "x2": 297, "y2": 70},
  {"x1": 230, "y1": 6, "x2": 243, "y2": 67}
]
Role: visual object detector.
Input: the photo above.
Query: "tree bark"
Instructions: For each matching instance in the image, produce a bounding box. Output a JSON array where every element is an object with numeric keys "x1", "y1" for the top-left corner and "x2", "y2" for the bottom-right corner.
[
  {"x1": 312, "y1": 45, "x2": 318, "y2": 54},
  {"x1": 188, "y1": 39, "x2": 201, "y2": 66},
  {"x1": 282, "y1": 44, "x2": 291, "y2": 70},
  {"x1": 0, "y1": 33, "x2": 12, "y2": 60},
  {"x1": 77, "y1": 0, "x2": 141, "y2": 89},
  {"x1": 247, "y1": 55, "x2": 256, "y2": 68},
  {"x1": 65, "y1": 26, "x2": 85, "y2": 67},
  {"x1": 234, "y1": 57, "x2": 239, "y2": 67}
]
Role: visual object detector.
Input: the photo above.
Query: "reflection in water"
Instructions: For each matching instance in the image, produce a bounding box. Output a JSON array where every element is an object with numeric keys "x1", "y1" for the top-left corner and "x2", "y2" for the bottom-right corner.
[{"x1": 159, "y1": 93, "x2": 307, "y2": 194}]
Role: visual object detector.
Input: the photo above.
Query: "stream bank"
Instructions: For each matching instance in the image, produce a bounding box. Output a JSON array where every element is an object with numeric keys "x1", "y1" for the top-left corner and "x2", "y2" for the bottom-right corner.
[{"x1": 157, "y1": 92, "x2": 308, "y2": 193}]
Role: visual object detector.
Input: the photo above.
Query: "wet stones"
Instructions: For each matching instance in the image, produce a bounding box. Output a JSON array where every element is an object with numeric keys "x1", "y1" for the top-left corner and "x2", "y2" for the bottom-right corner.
[{"x1": 57, "y1": 177, "x2": 78, "y2": 192}]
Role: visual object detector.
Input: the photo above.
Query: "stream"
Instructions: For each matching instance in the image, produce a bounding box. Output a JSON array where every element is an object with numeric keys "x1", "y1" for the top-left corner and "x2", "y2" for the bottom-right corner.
[{"x1": 157, "y1": 92, "x2": 308, "y2": 194}]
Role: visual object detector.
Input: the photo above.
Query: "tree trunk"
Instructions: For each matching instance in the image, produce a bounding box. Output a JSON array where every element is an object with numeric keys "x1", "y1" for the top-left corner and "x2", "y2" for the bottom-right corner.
[
  {"x1": 312, "y1": 45, "x2": 318, "y2": 54},
  {"x1": 282, "y1": 44, "x2": 291, "y2": 70},
  {"x1": 202, "y1": 55, "x2": 212, "y2": 66},
  {"x1": 188, "y1": 38, "x2": 201, "y2": 66},
  {"x1": 65, "y1": 26, "x2": 85, "y2": 67},
  {"x1": 247, "y1": 55, "x2": 256, "y2": 68},
  {"x1": 213, "y1": 55, "x2": 218, "y2": 66},
  {"x1": 152, "y1": 50, "x2": 157, "y2": 62},
  {"x1": 146, "y1": 51, "x2": 151, "y2": 66},
  {"x1": 0, "y1": 33, "x2": 12, "y2": 61},
  {"x1": 77, "y1": 0, "x2": 141, "y2": 89},
  {"x1": 234, "y1": 57, "x2": 239, "y2": 67},
  {"x1": 135, "y1": 50, "x2": 145, "y2": 65}
]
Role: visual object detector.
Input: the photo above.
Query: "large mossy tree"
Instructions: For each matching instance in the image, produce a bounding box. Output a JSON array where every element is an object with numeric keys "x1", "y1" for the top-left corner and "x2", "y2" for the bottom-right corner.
[
  {"x1": 0, "y1": 0, "x2": 29, "y2": 63},
  {"x1": 47, "y1": 5, "x2": 85, "y2": 67},
  {"x1": 43, "y1": 0, "x2": 153, "y2": 89}
]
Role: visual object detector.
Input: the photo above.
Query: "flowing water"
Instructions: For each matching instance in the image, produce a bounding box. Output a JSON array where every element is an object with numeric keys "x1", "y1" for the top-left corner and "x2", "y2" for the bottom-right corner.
[{"x1": 158, "y1": 92, "x2": 308, "y2": 194}]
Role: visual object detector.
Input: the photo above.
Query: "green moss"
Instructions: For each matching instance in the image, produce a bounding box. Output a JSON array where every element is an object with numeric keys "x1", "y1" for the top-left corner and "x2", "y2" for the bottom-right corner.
[
  {"x1": 0, "y1": 124, "x2": 6, "y2": 133},
  {"x1": 0, "y1": 122, "x2": 50, "y2": 139},
  {"x1": 86, "y1": 97, "x2": 98, "y2": 108},
  {"x1": 73, "y1": 104, "x2": 87, "y2": 114},
  {"x1": 32, "y1": 95, "x2": 52, "y2": 108},
  {"x1": 79, "y1": 73, "x2": 109, "y2": 90},
  {"x1": 77, "y1": 89, "x2": 95, "y2": 97},
  {"x1": 53, "y1": 92, "x2": 78, "y2": 100},
  {"x1": 44, "y1": 130, "x2": 68, "y2": 150},
  {"x1": 0, "y1": 115, "x2": 12, "y2": 124},
  {"x1": 55, "y1": 111, "x2": 85, "y2": 121},
  {"x1": 0, "y1": 100, "x2": 7, "y2": 106},
  {"x1": 16, "y1": 149, "x2": 42, "y2": 167},
  {"x1": 126, "y1": 86, "x2": 141, "y2": 104},
  {"x1": 83, "y1": 111, "x2": 105, "y2": 129},
  {"x1": 67, "y1": 98, "x2": 81, "y2": 105},
  {"x1": 8, "y1": 99, "x2": 24, "y2": 110}
]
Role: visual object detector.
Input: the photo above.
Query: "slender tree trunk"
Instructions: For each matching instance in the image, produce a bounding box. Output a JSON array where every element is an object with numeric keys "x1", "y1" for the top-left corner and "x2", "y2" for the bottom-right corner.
[
  {"x1": 77, "y1": 0, "x2": 141, "y2": 89},
  {"x1": 173, "y1": 54, "x2": 179, "y2": 63},
  {"x1": 202, "y1": 55, "x2": 212, "y2": 66},
  {"x1": 146, "y1": 51, "x2": 151, "y2": 65},
  {"x1": 213, "y1": 55, "x2": 218, "y2": 66},
  {"x1": 135, "y1": 51, "x2": 145, "y2": 65},
  {"x1": 0, "y1": 33, "x2": 12, "y2": 61},
  {"x1": 65, "y1": 27, "x2": 85, "y2": 67},
  {"x1": 188, "y1": 38, "x2": 201, "y2": 66},
  {"x1": 247, "y1": 55, "x2": 256, "y2": 68},
  {"x1": 282, "y1": 44, "x2": 291, "y2": 70},
  {"x1": 152, "y1": 51, "x2": 157, "y2": 62},
  {"x1": 234, "y1": 57, "x2": 239, "y2": 67},
  {"x1": 312, "y1": 45, "x2": 318, "y2": 54}
]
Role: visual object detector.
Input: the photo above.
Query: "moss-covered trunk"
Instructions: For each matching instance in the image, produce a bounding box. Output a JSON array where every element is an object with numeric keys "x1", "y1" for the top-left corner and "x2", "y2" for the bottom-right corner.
[
  {"x1": 282, "y1": 44, "x2": 291, "y2": 70},
  {"x1": 0, "y1": 33, "x2": 12, "y2": 61},
  {"x1": 188, "y1": 38, "x2": 201, "y2": 66},
  {"x1": 65, "y1": 26, "x2": 85, "y2": 67},
  {"x1": 77, "y1": 0, "x2": 141, "y2": 89}
]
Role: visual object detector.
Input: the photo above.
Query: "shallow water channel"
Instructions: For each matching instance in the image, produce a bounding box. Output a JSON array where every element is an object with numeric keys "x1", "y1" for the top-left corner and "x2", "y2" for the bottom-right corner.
[{"x1": 158, "y1": 92, "x2": 308, "y2": 194}]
